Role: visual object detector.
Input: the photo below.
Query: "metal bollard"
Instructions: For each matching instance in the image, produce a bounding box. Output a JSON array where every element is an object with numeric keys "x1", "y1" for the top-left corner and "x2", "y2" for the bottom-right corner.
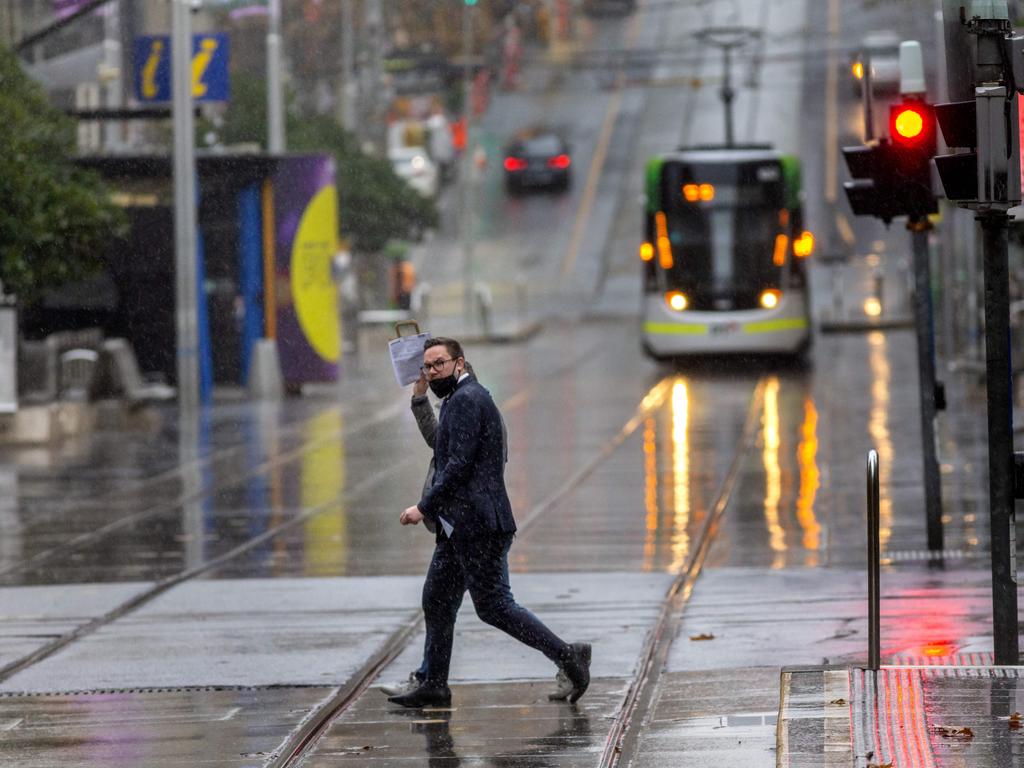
[
  {"x1": 831, "y1": 264, "x2": 845, "y2": 321},
  {"x1": 867, "y1": 448, "x2": 880, "y2": 671},
  {"x1": 412, "y1": 282, "x2": 431, "y2": 324},
  {"x1": 873, "y1": 269, "x2": 885, "y2": 317},
  {"x1": 474, "y1": 282, "x2": 493, "y2": 338},
  {"x1": 515, "y1": 274, "x2": 528, "y2": 323}
]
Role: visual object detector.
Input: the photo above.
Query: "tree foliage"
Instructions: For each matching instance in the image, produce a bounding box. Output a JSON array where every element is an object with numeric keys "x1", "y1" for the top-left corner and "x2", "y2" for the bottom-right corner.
[
  {"x1": 0, "y1": 45, "x2": 125, "y2": 303},
  {"x1": 203, "y1": 72, "x2": 438, "y2": 254}
]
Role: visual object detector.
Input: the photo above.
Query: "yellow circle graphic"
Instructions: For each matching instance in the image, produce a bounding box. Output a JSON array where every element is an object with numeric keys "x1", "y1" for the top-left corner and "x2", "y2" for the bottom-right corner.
[{"x1": 291, "y1": 185, "x2": 340, "y2": 363}]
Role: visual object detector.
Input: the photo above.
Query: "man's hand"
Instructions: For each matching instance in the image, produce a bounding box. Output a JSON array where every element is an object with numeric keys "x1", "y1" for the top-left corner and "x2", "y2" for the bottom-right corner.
[
  {"x1": 400, "y1": 505, "x2": 424, "y2": 526},
  {"x1": 412, "y1": 373, "x2": 428, "y2": 397}
]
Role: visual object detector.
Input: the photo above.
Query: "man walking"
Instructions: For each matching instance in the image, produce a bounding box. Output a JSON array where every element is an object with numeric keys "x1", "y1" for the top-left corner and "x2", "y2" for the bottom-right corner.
[{"x1": 391, "y1": 337, "x2": 591, "y2": 707}]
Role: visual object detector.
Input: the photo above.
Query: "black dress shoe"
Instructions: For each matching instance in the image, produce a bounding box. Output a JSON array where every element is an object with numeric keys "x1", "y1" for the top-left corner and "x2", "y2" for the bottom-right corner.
[
  {"x1": 387, "y1": 683, "x2": 452, "y2": 708},
  {"x1": 560, "y1": 642, "x2": 591, "y2": 703}
]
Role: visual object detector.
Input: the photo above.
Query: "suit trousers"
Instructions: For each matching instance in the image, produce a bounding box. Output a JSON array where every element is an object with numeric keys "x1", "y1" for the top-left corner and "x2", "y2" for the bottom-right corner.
[{"x1": 421, "y1": 531, "x2": 569, "y2": 686}]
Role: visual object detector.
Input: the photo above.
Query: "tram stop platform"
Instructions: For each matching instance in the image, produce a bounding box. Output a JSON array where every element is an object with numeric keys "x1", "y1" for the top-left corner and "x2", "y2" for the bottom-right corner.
[{"x1": 778, "y1": 663, "x2": 1024, "y2": 767}]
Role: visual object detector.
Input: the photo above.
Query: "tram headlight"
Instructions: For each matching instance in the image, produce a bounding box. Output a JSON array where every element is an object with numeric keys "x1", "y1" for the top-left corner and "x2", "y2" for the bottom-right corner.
[
  {"x1": 665, "y1": 291, "x2": 688, "y2": 311},
  {"x1": 759, "y1": 289, "x2": 781, "y2": 309}
]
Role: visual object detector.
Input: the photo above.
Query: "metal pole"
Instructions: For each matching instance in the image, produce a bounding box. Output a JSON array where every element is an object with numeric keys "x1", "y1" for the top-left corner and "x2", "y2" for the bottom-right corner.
[
  {"x1": 862, "y1": 53, "x2": 875, "y2": 141},
  {"x1": 722, "y1": 45, "x2": 734, "y2": 147},
  {"x1": 867, "y1": 449, "x2": 880, "y2": 671},
  {"x1": 910, "y1": 223, "x2": 944, "y2": 551},
  {"x1": 980, "y1": 212, "x2": 1019, "y2": 665},
  {"x1": 461, "y1": 2, "x2": 475, "y2": 329},
  {"x1": 101, "y1": 0, "x2": 122, "y2": 152},
  {"x1": 172, "y1": 0, "x2": 199, "y2": 412},
  {"x1": 339, "y1": 0, "x2": 355, "y2": 132},
  {"x1": 267, "y1": 0, "x2": 285, "y2": 153}
]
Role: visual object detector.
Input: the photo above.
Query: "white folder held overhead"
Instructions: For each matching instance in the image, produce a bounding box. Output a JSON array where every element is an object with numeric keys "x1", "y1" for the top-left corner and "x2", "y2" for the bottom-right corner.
[{"x1": 389, "y1": 321, "x2": 431, "y2": 386}]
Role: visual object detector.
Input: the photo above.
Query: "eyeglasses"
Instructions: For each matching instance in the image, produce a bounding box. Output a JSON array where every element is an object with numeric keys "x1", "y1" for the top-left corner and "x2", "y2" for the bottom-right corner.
[{"x1": 420, "y1": 358, "x2": 456, "y2": 374}]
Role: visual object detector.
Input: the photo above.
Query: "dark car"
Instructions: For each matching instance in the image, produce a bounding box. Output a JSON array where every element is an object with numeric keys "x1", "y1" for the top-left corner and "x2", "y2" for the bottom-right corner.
[{"x1": 503, "y1": 131, "x2": 572, "y2": 193}]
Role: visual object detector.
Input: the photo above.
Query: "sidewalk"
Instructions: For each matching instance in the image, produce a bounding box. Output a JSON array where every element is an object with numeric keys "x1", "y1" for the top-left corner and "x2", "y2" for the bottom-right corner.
[
  {"x1": 780, "y1": 664, "x2": 1024, "y2": 767},
  {"x1": 774, "y1": 344, "x2": 1024, "y2": 767}
]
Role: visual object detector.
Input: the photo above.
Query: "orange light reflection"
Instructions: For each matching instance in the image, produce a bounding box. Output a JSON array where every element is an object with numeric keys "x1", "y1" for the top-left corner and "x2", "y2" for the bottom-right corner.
[
  {"x1": 795, "y1": 397, "x2": 821, "y2": 563},
  {"x1": 668, "y1": 379, "x2": 691, "y2": 572},
  {"x1": 762, "y1": 377, "x2": 785, "y2": 568},
  {"x1": 867, "y1": 332, "x2": 893, "y2": 549}
]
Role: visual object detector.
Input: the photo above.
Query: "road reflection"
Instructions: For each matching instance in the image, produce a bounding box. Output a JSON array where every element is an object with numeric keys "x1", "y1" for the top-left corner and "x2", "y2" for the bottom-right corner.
[
  {"x1": 302, "y1": 409, "x2": 347, "y2": 575},
  {"x1": 762, "y1": 377, "x2": 786, "y2": 568},
  {"x1": 795, "y1": 396, "x2": 822, "y2": 564},
  {"x1": 669, "y1": 379, "x2": 691, "y2": 572},
  {"x1": 867, "y1": 331, "x2": 894, "y2": 550}
]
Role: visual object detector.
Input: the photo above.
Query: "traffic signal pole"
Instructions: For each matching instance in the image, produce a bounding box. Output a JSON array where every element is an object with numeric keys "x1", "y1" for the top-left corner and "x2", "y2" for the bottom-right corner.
[
  {"x1": 980, "y1": 211, "x2": 1019, "y2": 665},
  {"x1": 909, "y1": 219, "x2": 944, "y2": 552},
  {"x1": 935, "y1": 5, "x2": 1022, "y2": 663}
]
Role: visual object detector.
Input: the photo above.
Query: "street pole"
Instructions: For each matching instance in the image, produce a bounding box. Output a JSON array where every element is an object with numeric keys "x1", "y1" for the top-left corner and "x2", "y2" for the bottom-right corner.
[
  {"x1": 721, "y1": 45, "x2": 734, "y2": 147},
  {"x1": 267, "y1": 0, "x2": 285, "y2": 153},
  {"x1": 980, "y1": 212, "x2": 1018, "y2": 664},
  {"x1": 100, "y1": 0, "x2": 122, "y2": 152},
  {"x1": 694, "y1": 28, "x2": 758, "y2": 149},
  {"x1": 339, "y1": 0, "x2": 356, "y2": 132},
  {"x1": 172, "y1": 0, "x2": 199, "y2": 411},
  {"x1": 909, "y1": 221, "x2": 944, "y2": 552},
  {"x1": 461, "y1": 1, "x2": 475, "y2": 329}
]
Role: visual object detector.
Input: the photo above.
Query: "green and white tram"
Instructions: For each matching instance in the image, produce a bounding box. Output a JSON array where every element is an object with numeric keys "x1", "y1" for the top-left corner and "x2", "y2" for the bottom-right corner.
[{"x1": 640, "y1": 147, "x2": 814, "y2": 360}]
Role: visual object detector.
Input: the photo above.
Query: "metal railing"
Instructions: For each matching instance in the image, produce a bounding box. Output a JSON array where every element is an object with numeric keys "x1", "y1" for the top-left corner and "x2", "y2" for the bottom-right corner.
[{"x1": 867, "y1": 448, "x2": 880, "y2": 671}]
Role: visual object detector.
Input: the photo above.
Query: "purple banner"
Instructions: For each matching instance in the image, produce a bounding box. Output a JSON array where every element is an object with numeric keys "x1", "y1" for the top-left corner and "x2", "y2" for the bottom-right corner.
[{"x1": 273, "y1": 155, "x2": 340, "y2": 385}]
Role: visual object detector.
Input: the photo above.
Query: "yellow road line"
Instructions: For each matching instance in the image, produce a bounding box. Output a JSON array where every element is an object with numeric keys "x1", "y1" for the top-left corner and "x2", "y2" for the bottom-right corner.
[
  {"x1": 824, "y1": 0, "x2": 840, "y2": 204},
  {"x1": 560, "y1": 87, "x2": 624, "y2": 281}
]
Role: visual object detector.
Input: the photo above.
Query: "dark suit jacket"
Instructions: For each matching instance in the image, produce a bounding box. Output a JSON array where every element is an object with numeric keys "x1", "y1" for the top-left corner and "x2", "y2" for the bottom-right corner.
[{"x1": 417, "y1": 377, "x2": 516, "y2": 537}]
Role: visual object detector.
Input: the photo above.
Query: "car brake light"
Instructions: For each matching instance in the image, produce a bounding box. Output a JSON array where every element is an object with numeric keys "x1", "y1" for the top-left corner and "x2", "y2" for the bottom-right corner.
[
  {"x1": 547, "y1": 154, "x2": 571, "y2": 169},
  {"x1": 504, "y1": 157, "x2": 527, "y2": 172}
]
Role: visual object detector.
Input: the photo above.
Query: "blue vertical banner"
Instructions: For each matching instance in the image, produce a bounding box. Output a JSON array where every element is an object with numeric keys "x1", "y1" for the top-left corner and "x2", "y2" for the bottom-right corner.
[
  {"x1": 238, "y1": 184, "x2": 265, "y2": 385},
  {"x1": 134, "y1": 33, "x2": 230, "y2": 103}
]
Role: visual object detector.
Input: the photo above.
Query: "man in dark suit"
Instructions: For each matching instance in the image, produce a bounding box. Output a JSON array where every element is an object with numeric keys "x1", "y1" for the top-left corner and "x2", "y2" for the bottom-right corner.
[{"x1": 391, "y1": 337, "x2": 591, "y2": 707}]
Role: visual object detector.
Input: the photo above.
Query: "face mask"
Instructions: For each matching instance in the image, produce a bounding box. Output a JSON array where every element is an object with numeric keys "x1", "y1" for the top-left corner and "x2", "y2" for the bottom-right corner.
[{"x1": 428, "y1": 365, "x2": 460, "y2": 398}]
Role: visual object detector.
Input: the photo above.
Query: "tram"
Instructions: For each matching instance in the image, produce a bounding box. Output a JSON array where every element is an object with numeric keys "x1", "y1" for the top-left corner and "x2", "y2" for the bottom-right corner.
[{"x1": 640, "y1": 146, "x2": 814, "y2": 360}]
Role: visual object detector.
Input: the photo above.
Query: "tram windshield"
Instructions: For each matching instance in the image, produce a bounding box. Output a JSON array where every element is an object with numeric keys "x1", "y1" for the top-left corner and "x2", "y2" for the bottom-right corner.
[{"x1": 659, "y1": 159, "x2": 788, "y2": 310}]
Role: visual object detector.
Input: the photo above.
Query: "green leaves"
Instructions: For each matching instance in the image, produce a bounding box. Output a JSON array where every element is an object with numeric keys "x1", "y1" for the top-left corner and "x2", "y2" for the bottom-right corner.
[{"x1": 0, "y1": 44, "x2": 125, "y2": 304}]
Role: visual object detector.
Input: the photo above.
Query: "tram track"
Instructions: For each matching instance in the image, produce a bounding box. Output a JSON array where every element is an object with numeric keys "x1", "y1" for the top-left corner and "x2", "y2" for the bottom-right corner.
[
  {"x1": 0, "y1": 339, "x2": 606, "y2": 583},
  {"x1": 0, "y1": 335, "x2": 609, "y2": 684},
  {"x1": 268, "y1": 376, "x2": 768, "y2": 768}
]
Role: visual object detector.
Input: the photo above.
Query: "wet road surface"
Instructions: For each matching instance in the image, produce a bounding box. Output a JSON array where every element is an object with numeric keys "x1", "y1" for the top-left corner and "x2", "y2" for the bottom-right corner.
[{"x1": 3, "y1": 0, "x2": 1021, "y2": 766}]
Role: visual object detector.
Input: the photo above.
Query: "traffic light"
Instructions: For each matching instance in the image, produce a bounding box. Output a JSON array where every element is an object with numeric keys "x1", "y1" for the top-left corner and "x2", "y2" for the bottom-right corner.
[
  {"x1": 887, "y1": 99, "x2": 938, "y2": 218},
  {"x1": 933, "y1": 100, "x2": 977, "y2": 202},
  {"x1": 841, "y1": 100, "x2": 938, "y2": 224},
  {"x1": 842, "y1": 141, "x2": 901, "y2": 224},
  {"x1": 935, "y1": 87, "x2": 1021, "y2": 209}
]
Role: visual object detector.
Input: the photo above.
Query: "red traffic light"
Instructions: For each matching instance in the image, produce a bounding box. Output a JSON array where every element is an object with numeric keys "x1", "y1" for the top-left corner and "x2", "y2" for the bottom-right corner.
[
  {"x1": 889, "y1": 101, "x2": 934, "y2": 146},
  {"x1": 894, "y1": 107, "x2": 924, "y2": 140}
]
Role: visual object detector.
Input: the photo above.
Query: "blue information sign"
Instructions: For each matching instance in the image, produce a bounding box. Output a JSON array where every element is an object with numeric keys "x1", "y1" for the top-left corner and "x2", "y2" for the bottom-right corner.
[{"x1": 133, "y1": 33, "x2": 230, "y2": 103}]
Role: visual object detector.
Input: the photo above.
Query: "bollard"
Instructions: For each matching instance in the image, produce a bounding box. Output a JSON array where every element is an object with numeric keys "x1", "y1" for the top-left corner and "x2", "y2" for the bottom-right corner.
[
  {"x1": 474, "y1": 282, "x2": 493, "y2": 338},
  {"x1": 412, "y1": 282, "x2": 431, "y2": 324},
  {"x1": 873, "y1": 269, "x2": 885, "y2": 317},
  {"x1": 831, "y1": 264, "x2": 844, "y2": 321},
  {"x1": 867, "y1": 448, "x2": 880, "y2": 671},
  {"x1": 515, "y1": 274, "x2": 528, "y2": 324}
]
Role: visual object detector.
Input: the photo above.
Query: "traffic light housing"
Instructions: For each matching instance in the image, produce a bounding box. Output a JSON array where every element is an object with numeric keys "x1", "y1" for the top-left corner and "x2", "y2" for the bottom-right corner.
[
  {"x1": 887, "y1": 99, "x2": 938, "y2": 218},
  {"x1": 841, "y1": 100, "x2": 938, "y2": 224},
  {"x1": 935, "y1": 88, "x2": 1021, "y2": 209},
  {"x1": 842, "y1": 142, "x2": 900, "y2": 223}
]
